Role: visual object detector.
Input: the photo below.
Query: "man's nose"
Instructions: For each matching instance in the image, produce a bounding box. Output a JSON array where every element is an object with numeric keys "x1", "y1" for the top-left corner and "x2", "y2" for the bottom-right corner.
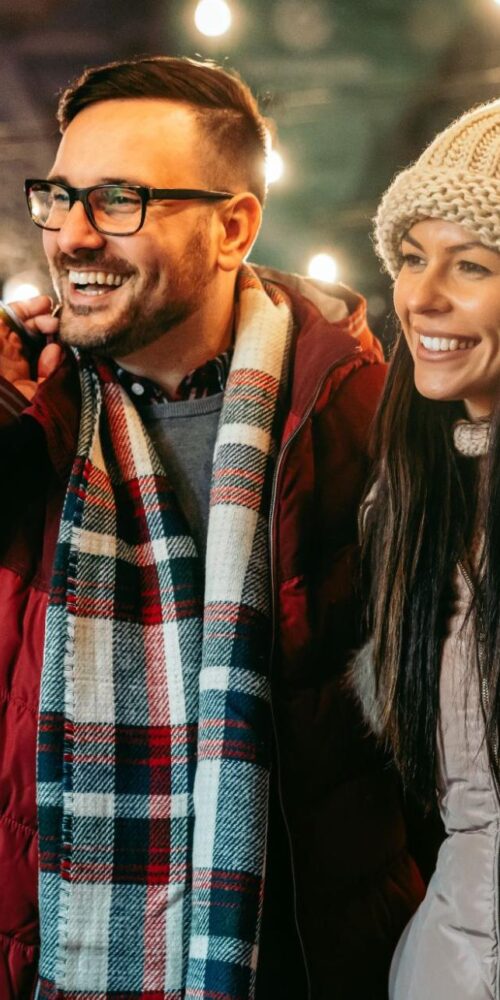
[{"x1": 55, "y1": 200, "x2": 106, "y2": 254}]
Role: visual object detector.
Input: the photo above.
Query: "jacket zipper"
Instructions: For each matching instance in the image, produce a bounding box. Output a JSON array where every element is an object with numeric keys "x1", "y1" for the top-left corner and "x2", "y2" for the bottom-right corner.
[{"x1": 267, "y1": 350, "x2": 362, "y2": 1000}]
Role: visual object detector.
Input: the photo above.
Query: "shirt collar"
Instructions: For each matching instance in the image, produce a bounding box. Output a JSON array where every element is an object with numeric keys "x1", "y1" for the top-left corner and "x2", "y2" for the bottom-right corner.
[{"x1": 113, "y1": 346, "x2": 234, "y2": 404}]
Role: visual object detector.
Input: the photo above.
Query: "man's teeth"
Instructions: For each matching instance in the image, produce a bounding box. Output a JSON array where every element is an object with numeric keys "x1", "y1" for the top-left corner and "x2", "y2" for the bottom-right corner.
[
  {"x1": 419, "y1": 335, "x2": 477, "y2": 352},
  {"x1": 68, "y1": 270, "x2": 126, "y2": 288}
]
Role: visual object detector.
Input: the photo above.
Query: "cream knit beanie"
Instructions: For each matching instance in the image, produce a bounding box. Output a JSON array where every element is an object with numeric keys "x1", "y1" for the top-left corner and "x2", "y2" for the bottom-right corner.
[{"x1": 374, "y1": 98, "x2": 500, "y2": 279}]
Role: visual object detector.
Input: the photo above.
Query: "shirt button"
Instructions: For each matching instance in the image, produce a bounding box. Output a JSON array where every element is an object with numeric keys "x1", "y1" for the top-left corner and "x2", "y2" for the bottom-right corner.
[{"x1": 131, "y1": 382, "x2": 145, "y2": 396}]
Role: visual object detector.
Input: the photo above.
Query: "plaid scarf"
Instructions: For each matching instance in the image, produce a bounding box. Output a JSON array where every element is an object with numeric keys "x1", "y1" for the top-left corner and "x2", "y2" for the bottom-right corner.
[{"x1": 37, "y1": 266, "x2": 293, "y2": 1000}]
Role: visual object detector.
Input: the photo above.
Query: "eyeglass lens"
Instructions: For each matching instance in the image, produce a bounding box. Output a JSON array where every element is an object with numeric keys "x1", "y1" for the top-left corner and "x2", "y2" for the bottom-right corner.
[{"x1": 27, "y1": 183, "x2": 144, "y2": 234}]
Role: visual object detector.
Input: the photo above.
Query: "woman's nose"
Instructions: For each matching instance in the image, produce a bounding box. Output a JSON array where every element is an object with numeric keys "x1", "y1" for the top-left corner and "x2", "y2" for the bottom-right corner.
[
  {"x1": 54, "y1": 200, "x2": 106, "y2": 255},
  {"x1": 406, "y1": 266, "x2": 451, "y2": 314}
]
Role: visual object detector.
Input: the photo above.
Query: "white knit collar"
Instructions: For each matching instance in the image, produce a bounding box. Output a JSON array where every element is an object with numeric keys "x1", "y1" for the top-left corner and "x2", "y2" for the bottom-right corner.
[{"x1": 453, "y1": 418, "x2": 490, "y2": 457}]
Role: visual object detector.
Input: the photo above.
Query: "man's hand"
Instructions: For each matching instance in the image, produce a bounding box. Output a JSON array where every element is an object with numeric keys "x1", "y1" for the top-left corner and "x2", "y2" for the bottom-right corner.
[{"x1": 0, "y1": 295, "x2": 63, "y2": 400}]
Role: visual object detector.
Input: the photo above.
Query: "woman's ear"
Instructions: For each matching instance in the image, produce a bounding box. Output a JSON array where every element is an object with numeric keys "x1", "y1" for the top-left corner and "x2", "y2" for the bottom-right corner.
[{"x1": 216, "y1": 192, "x2": 262, "y2": 271}]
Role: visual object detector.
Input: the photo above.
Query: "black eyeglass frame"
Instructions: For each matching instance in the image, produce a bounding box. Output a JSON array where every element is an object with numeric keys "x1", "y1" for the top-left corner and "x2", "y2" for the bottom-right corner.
[{"x1": 24, "y1": 179, "x2": 235, "y2": 236}]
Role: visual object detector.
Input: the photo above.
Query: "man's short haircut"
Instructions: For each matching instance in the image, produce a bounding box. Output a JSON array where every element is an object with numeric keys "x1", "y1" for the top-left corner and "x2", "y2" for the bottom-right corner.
[{"x1": 57, "y1": 55, "x2": 270, "y2": 204}]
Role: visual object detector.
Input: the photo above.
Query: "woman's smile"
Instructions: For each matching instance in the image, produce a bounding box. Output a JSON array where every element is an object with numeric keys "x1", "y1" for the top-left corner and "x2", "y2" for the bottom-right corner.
[
  {"x1": 394, "y1": 218, "x2": 500, "y2": 418},
  {"x1": 415, "y1": 332, "x2": 480, "y2": 358}
]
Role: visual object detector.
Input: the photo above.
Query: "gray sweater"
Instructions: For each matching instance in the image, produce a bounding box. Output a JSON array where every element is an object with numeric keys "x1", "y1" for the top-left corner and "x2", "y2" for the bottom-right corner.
[{"x1": 141, "y1": 392, "x2": 224, "y2": 557}]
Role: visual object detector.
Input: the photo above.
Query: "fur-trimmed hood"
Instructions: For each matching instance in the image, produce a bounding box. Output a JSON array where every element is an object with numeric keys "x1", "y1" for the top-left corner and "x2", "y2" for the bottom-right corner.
[{"x1": 348, "y1": 639, "x2": 385, "y2": 737}]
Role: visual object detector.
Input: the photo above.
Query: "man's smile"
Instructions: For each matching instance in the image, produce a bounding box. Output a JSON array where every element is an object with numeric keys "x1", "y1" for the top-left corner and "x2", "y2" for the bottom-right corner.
[{"x1": 67, "y1": 268, "x2": 131, "y2": 296}]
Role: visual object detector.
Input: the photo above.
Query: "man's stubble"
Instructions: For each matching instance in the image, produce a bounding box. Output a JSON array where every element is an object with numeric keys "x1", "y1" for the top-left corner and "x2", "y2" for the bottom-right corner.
[{"x1": 52, "y1": 224, "x2": 213, "y2": 358}]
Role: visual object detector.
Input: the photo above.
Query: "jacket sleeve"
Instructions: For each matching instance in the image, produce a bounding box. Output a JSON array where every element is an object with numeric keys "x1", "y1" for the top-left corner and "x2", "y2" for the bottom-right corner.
[
  {"x1": 0, "y1": 376, "x2": 30, "y2": 427},
  {"x1": 0, "y1": 350, "x2": 79, "y2": 495},
  {"x1": 0, "y1": 376, "x2": 52, "y2": 533},
  {"x1": 0, "y1": 353, "x2": 80, "y2": 563}
]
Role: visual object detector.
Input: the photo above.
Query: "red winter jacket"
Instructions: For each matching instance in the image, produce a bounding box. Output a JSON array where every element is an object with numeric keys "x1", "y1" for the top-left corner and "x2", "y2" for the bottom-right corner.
[{"x1": 0, "y1": 271, "x2": 425, "y2": 1000}]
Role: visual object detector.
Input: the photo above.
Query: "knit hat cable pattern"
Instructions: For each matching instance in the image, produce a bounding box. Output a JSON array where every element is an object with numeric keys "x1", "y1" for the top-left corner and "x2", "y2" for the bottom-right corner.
[{"x1": 374, "y1": 99, "x2": 500, "y2": 278}]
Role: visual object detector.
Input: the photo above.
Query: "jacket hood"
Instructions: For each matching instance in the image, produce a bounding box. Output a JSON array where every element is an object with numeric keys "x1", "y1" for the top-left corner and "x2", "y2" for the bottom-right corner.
[
  {"x1": 252, "y1": 264, "x2": 383, "y2": 419},
  {"x1": 254, "y1": 263, "x2": 381, "y2": 353},
  {"x1": 255, "y1": 265, "x2": 352, "y2": 323}
]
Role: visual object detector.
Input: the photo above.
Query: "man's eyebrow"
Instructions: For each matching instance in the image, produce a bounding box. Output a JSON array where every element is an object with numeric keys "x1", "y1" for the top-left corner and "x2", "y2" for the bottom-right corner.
[
  {"x1": 401, "y1": 232, "x2": 499, "y2": 256},
  {"x1": 46, "y1": 175, "x2": 149, "y2": 187},
  {"x1": 100, "y1": 177, "x2": 148, "y2": 186}
]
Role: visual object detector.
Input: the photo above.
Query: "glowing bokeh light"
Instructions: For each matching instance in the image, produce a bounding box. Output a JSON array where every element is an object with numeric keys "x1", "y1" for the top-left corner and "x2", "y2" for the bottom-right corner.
[
  {"x1": 194, "y1": 0, "x2": 232, "y2": 36},
  {"x1": 308, "y1": 253, "x2": 339, "y2": 284},
  {"x1": 266, "y1": 149, "x2": 285, "y2": 185},
  {"x1": 3, "y1": 280, "x2": 41, "y2": 303}
]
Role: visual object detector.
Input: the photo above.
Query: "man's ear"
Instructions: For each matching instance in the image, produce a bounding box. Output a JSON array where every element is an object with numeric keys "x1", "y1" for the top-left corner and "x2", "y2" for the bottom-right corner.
[{"x1": 216, "y1": 192, "x2": 262, "y2": 271}]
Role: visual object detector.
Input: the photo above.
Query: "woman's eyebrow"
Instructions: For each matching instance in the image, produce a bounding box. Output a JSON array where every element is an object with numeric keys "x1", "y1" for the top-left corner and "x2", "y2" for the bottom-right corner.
[
  {"x1": 401, "y1": 233, "x2": 424, "y2": 250},
  {"x1": 401, "y1": 233, "x2": 499, "y2": 255},
  {"x1": 445, "y1": 241, "x2": 497, "y2": 253}
]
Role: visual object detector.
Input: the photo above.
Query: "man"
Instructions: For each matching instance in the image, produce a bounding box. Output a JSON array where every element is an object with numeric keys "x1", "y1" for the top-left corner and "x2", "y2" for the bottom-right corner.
[{"x1": 0, "y1": 56, "x2": 421, "y2": 1000}]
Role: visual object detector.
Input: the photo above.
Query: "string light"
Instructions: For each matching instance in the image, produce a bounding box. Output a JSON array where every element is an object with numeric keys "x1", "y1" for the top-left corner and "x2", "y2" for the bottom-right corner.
[
  {"x1": 307, "y1": 253, "x2": 339, "y2": 284},
  {"x1": 3, "y1": 278, "x2": 40, "y2": 302},
  {"x1": 266, "y1": 149, "x2": 285, "y2": 185},
  {"x1": 194, "y1": 0, "x2": 232, "y2": 37}
]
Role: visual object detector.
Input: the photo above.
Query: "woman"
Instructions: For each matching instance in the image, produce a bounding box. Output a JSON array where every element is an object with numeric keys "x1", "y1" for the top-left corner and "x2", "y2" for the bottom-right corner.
[{"x1": 353, "y1": 97, "x2": 500, "y2": 998}]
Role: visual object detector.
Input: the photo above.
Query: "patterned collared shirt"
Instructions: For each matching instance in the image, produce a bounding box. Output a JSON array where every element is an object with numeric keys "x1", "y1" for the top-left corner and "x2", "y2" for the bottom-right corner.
[{"x1": 114, "y1": 348, "x2": 233, "y2": 404}]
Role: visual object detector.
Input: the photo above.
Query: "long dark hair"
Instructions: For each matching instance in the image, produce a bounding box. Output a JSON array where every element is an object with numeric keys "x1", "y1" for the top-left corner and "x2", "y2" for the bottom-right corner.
[{"x1": 363, "y1": 330, "x2": 500, "y2": 803}]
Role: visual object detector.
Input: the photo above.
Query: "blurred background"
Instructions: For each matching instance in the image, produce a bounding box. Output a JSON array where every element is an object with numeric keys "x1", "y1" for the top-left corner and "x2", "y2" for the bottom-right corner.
[{"x1": 0, "y1": 0, "x2": 499, "y2": 337}]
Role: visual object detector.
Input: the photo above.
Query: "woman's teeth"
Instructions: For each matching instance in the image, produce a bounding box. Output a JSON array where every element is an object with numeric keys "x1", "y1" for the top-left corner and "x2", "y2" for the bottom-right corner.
[
  {"x1": 419, "y1": 335, "x2": 477, "y2": 352},
  {"x1": 68, "y1": 269, "x2": 127, "y2": 293}
]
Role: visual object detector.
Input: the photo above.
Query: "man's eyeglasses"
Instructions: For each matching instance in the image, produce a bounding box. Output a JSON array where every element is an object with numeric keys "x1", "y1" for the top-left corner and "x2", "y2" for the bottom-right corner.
[{"x1": 24, "y1": 179, "x2": 234, "y2": 236}]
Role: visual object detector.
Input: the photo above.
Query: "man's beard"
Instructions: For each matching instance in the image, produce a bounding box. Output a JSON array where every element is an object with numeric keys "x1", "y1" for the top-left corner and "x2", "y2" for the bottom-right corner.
[{"x1": 52, "y1": 227, "x2": 213, "y2": 358}]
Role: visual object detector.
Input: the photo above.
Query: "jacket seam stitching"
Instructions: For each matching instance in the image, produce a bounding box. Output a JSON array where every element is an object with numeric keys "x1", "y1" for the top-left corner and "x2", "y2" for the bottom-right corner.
[
  {"x1": 0, "y1": 809, "x2": 36, "y2": 838},
  {"x1": 0, "y1": 926, "x2": 38, "y2": 956},
  {"x1": 294, "y1": 352, "x2": 381, "y2": 421},
  {"x1": 315, "y1": 354, "x2": 376, "y2": 405},
  {"x1": 0, "y1": 685, "x2": 38, "y2": 718},
  {"x1": 0, "y1": 559, "x2": 50, "y2": 591}
]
